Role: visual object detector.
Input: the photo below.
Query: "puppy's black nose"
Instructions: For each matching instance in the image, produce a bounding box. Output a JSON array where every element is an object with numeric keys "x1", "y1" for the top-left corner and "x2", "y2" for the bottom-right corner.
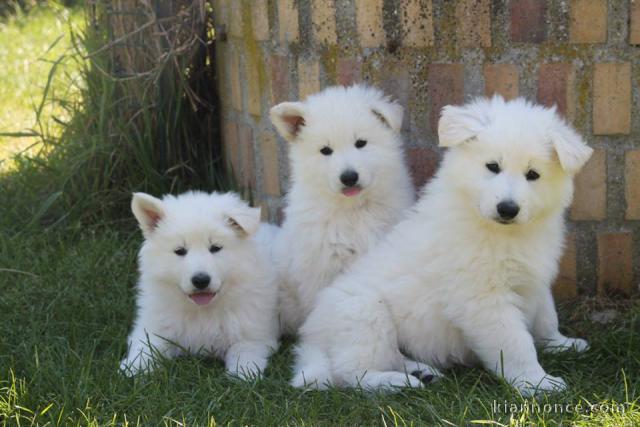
[
  {"x1": 340, "y1": 170, "x2": 359, "y2": 187},
  {"x1": 191, "y1": 273, "x2": 211, "y2": 289},
  {"x1": 497, "y1": 200, "x2": 520, "y2": 220}
]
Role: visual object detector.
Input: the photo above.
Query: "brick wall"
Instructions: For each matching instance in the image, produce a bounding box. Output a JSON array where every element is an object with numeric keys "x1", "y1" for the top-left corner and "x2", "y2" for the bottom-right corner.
[{"x1": 213, "y1": 0, "x2": 640, "y2": 298}]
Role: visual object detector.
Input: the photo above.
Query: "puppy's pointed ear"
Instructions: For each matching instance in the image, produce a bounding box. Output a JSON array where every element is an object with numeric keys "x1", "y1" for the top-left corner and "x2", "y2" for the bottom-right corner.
[
  {"x1": 438, "y1": 100, "x2": 492, "y2": 147},
  {"x1": 226, "y1": 206, "x2": 261, "y2": 238},
  {"x1": 132, "y1": 193, "x2": 165, "y2": 236},
  {"x1": 370, "y1": 99, "x2": 404, "y2": 133},
  {"x1": 270, "y1": 102, "x2": 306, "y2": 142},
  {"x1": 549, "y1": 118, "x2": 593, "y2": 174}
]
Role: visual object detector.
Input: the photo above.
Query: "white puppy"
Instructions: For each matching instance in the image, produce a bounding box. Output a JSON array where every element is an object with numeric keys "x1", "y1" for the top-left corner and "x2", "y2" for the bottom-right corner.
[
  {"x1": 292, "y1": 96, "x2": 592, "y2": 396},
  {"x1": 269, "y1": 85, "x2": 415, "y2": 335},
  {"x1": 120, "y1": 191, "x2": 279, "y2": 378}
]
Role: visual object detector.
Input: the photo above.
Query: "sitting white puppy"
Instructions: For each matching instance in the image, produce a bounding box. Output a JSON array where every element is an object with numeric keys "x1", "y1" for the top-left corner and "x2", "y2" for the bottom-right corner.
[
  {"x1": 269, "y1": 85, "x2": 415, "y2": 335},
  {"x1": 120, "y1": 191, "x2": 279, "y2": 378},
  {"x1": 292, "y1": 96, "x2": 592, "y2": 396}
]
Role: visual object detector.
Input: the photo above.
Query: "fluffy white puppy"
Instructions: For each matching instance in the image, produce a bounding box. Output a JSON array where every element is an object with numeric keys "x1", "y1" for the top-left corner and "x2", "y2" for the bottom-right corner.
[
  {"x1": 120, "y1": 191, "x2": 279, "y2": 378},
  {"x1": 292, "y1": 96, "x2": 592, "y2": 396},
  {"x1": 269, "y1": 85, "x2": 415, "y2": 335}
]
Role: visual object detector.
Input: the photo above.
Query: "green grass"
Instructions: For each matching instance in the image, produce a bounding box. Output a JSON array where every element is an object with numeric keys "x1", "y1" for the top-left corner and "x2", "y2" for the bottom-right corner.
[
  {"x1": 0, "y1": 3, "x2": 83, "y2": 162},
  {"x1": 0, "y1": 1, "x2": 638, "y2": 426},
  {"x1": 0, "y1": 229, "x2": 638, "y2": 425}
]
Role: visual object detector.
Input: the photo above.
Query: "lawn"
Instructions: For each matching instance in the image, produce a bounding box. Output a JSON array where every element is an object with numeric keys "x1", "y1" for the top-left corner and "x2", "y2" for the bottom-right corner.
[
  {"x1": 0, "y1": 230, "x2": 638, "y2": 425},
  {"x1": 0, "y1": 2, "x2": 639, "y2": 426},
  {"x1": 0, "y1": 2, "x2": 82, "y2": 165}
]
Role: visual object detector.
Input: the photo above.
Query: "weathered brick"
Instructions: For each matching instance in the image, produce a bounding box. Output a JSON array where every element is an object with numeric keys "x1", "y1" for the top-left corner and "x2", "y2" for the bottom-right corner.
[
  {"x1": 456, "y1": 0, "x2": 491, "y2": 47},
  {"x1": 510, "y1": 0, "x2": 547, "y2": 43},
  {"x1": 238, "y1": 124, "x2": 256, "y2": 189},
  {"x1": 399, "y1": 0, "x2": 434, "y2": 48},
  {"x1": 553, "y1": 233, "x2": 577, "y2": 300},
  {"x1": 537, "y1": 63, "x2": 575, "y2": 119},
  {"x1": 223, "y1": 120, "x2": 241, "y2": 182},
  {"x1": 593, "y1": 63, "x2": 631, "y2": 135},
  {"x1": 428, "y1": 64, "x2": 465, "y2": 132},
  {"x1": 278, "y1": 0, "x2": 299, "y2": 43},
  {"x1": 270, "y1": 55, "x2": 290, "y2": 104},
  {"x1": 355, "y1": 0, "x2": 386, "y2": 48},
  {"x1": 311, "y1": 0, "x2": 337, "y2": 44},
  {"x1": 569, "y1": 0, "x2": 607, "y2": 43},
  {"x1": 624, "y1": 150, "x2": 640, "y2": 219},
  {"x1": 259, "y1": 201, "x2": 270, "y2": 222},
  {"x1": 229, "y1": 47, "x2": 242, "y2": 111},
  {"x1": 229, "y1": 1, "x2": 243, "y2": 38},
  {"x1": 252, "y1": 0, "x2": 270, "y2": 41},
  {"x1": 571, "y1": 149, "x2": 607, "y2": 220},
  {"x1": 406, "y1": 147, "x2": 439, "y2": 190},
  {"x1": 484, "y1": 64, "x2": 519, "y2": 100},
  {"x1": 375, "y1": 59, "x2": 411, "y2": 130},
  {"x1": 261, "y1": 132, "x2": 282, "y2": 196},
  {"x1": 245, "y1": 54, "x2": 262, "y2": 117},
  {"x1": 597, "y1": 232, "x2": 634, "y2": 296},
  {"x1": 336, "y1": 57, "x2": 362, "y2": 86},
  {"x1": 631, "y1": 0, "x2": 640, "y2": 44},
  {"x1": 298, "y1": 58, "x2": 320, "y2": 99}
]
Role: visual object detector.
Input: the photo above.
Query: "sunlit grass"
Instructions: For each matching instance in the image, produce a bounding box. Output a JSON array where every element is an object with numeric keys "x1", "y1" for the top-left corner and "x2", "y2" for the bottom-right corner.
[{"x1": 0, "y1": 3, "x2": 83, "y2": 165}]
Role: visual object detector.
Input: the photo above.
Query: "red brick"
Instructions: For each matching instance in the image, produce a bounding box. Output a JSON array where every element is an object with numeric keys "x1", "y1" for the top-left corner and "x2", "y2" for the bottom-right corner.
[
  {"x1": 406, "y1": 147, "x2": 439, "y2": 190},
  {"x1": 597, "y1": 232, "x2": 634, "y2": 296},
  {"x1": 537, "y1": 63, "x2": 575, "y2": 119},
  {"x1": 510, "y1": 0, "x2": 547, "y2": 43},
  {"x1": 261, "y1": 132, "x2": 282, "y2": 197},
  {"x1": 484, "y1": 64, "x2": 519, "y2": 100},
  {"x1": 311, "y1": 0, "x2": 337, "y2": 44},
  {"x1": 355, "y1": 0, "x2": 386, "y2": 48},
  {"x1": 631, "y1": 0, "x2": 640, "y2": 44},
  {"x1": 428, "y1": 64, "x2": 465, "y2": 132},
  {"x1": 593, "y1": 63, "x2": 631, "y2": 135},
  {"x1": 298, "y1": 58, "x2": 321, "y2": 99},
  {"x1": 278, "y1": 0, "x2": 299, "y2": 43},
  {"x1": 399, "y1": 0, "x2": 434, "y2": 48},
  {"x1": 336, "y1": 57, "x2": 362, "y2": 86},
  {"x1": 270, "y1": 55, "x2": 290, "y2": 104},
  {"x1": 238, "y1": 124, "x2": 256, "y2": 190},
  {"x1": 553, "y1": 233, "x2": 578, "y2": 300},
  {"x1": 625, "y1": 150, "x2": 640, "y2": 220},
  {"x1": 570, "y1": 149, "x2": 607, "y2": 220},
  {"x1": 569, "y1": 0, "x2": 607, "y2": 43},
  {"x1": 456, "y1": 0, "x2": 491, "y2": 47}
]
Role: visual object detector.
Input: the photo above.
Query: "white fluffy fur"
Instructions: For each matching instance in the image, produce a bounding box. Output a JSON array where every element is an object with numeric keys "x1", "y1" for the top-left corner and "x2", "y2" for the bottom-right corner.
[
  {"x1": 269, "y1": 84, "x2": 415, "y2": 335},
  {"x1": 291, "y1": 96, "x2": 593, "y2": 396},
  {"x1": 120, "y1": 191, "x2": 279, "y2": 379}
]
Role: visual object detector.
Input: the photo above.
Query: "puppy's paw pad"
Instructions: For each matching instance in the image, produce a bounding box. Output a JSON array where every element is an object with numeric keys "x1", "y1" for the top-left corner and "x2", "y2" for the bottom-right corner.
[{"x1": 410, "y1": 369, "x2": 443, "y2": 384}]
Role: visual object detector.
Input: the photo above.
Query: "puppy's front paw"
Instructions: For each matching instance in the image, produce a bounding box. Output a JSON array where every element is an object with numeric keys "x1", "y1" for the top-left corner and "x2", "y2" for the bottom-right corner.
[
  {"x1": 515, "y1": 374, "x2": 567, "y2": 397},
  {"x1": 120, "y1": 358, "x2": 141, "y2": 377},
  {"x1": 544, "y1": 337, "x2": 589, "y2": 354},
  {"x1": 226, "y1": 362, "x2": 264, "y2": 382}
]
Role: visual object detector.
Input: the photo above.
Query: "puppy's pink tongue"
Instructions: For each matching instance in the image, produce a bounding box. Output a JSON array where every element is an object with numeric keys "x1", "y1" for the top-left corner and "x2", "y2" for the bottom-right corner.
[
  {"x1": 342, "y1": 187, "x2": 361, "y2": 197},
  {"x1": 189, "y1": 292, "x2": 215, "y2": 305}
]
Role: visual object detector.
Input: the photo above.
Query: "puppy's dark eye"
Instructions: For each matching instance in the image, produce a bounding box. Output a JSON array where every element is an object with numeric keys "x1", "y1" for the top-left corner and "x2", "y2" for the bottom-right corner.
[
  {"x1": 486, "y1": 162, "x2": 501, "y2": 174},
  {"x1": 174, "y1": 247, "x2": 187, "y2": 256},
  {"x1": 526, "y1": 170, "x2": 540, "y2": 181},
  {"x1": 355, "y1": 139, "x2": 367, "y2": 149},
  {"x1": 209, "y1": 245, "x2": 222, "y2": 254},
  {"x1": 320, "y1": 146, "x2": 333, "y2": 156}
]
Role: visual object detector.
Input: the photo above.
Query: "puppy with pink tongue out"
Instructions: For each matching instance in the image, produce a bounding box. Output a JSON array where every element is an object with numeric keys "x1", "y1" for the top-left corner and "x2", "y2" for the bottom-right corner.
[{"x1": 120, "y1": 191, "x2": 279, "y2": 379}]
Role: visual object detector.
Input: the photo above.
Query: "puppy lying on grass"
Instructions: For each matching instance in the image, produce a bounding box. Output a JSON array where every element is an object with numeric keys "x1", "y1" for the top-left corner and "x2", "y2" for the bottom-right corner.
[{"x1": 120, "y1": 191, "x2": 279, "y2": 379}]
